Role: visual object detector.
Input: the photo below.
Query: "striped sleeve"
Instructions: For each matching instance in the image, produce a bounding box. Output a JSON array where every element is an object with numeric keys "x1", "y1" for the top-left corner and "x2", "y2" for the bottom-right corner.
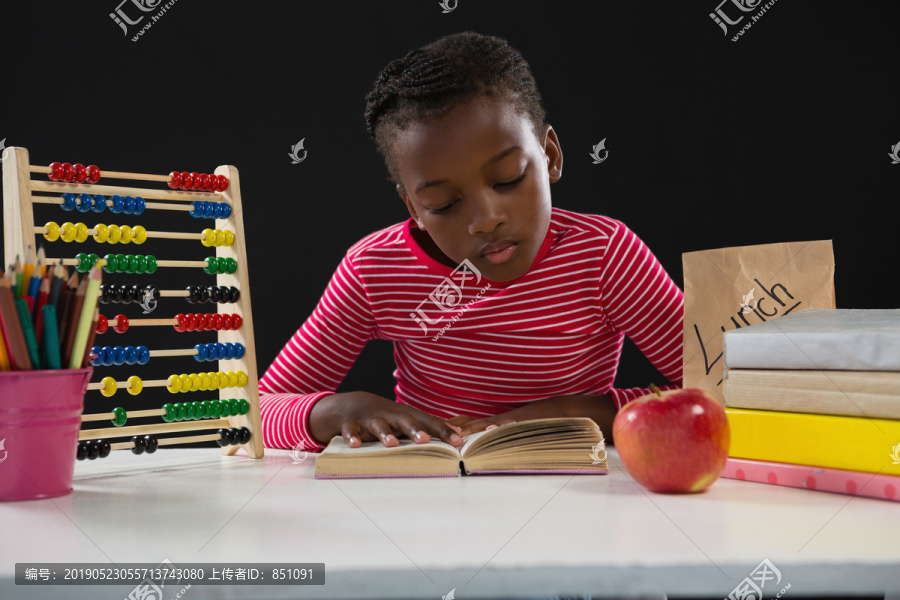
[
  {"x1": 599, "y1": 221, "x2": 684, "y2": 410},
  {"x1": 258, "y1": 254, "x2": 377, "y2": 451}
]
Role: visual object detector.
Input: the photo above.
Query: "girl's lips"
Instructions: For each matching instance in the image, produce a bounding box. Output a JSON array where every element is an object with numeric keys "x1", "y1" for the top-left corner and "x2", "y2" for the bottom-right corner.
[{"x1": 481, "y1": 242, "x2": 518, "y2": 265}]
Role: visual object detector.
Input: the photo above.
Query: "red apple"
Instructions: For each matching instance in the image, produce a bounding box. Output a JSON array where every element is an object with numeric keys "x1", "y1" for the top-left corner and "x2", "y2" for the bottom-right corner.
[{"x1": 612, "y1": 385, "x2": 730, "y2": 493}]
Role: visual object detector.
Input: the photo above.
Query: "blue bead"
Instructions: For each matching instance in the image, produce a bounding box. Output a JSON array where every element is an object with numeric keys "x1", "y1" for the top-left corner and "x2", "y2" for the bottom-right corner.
[
  {"x1": 91, "y1": 194, "x2": 107, "y2": 213},
  {"x1": 223, "y1": 343, "x2": 235, "y2": 360},
  {"x1": 219, "y1": 202, "x2": 232, "y2": 218},
  {"x1": 233, "y1": 343, "x2": 245, "y2": 359},
  {"x1": 203, "y1": 201, "x2": 216, "y2": 219},
  {"x1": 114, "y1": 346, "x2": 127, "y2": 365},
  {"x1": 77, "y1": 193, "x2": 93, "y2": 213},
  {"x1": 190, "y1": 201, "x2": 204, "y2": 218},
  {"x1": 125, "y1": 346, "x2": 138, "y2": 365},
  {"x1": 133, "y1": 196, "x2": 146, "y2": 216},
  {"x1": 136, "y1": 346, "x2": 150, "y2": 365},
  {"x1": 194, "y1": 343, "x2": 208, "y2": 362},
  {"x1": 211, "y1": 203, "x2": 224, "y2": 219},
  {"x1": 61, "y1": 193, "x2": 77, "y2": 211},
  {"x1": 123, "y1": 196, "x2": 136, "y2": 214},
  {"x1": 90, "y1": 346, "x2": 103, "y2": 367},
  {"x1": 102, "y1": 346, "x2": 116, "y2": 367},
  {"x1": 110, "y1": 195, "x2": 124, "y2": 214}
]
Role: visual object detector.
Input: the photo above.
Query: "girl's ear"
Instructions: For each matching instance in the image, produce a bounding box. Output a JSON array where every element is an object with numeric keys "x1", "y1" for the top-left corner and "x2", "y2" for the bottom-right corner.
[
  {"x1": 541, "y1": 124, "x2": 563, "y2": 183},
  {"x1": 397, "y1": 184, "x2": 425, "y2": 230}
]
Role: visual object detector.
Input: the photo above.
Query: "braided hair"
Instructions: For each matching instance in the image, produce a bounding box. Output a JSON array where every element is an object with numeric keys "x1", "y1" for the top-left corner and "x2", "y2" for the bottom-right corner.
[{"x1": 364, "y1": 31, "x2": 547, "y2": 190}]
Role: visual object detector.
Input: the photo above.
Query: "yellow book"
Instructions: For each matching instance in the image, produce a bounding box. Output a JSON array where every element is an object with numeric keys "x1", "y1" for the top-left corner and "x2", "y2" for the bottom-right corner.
[{"x1": 726, "y1": 408, "x2": 900, "y2": 475}]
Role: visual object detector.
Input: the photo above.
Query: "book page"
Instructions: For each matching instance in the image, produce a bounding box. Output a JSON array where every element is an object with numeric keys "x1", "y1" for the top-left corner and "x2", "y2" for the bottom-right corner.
[{"x1": 320, "y1": 436, "x2": 461, "y2": 457}]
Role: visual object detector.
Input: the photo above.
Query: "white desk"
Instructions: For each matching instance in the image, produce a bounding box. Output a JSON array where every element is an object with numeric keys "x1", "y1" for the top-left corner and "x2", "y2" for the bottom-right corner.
[{"x1": 1, "y1": 447, "x2": 898, "y2": 600}]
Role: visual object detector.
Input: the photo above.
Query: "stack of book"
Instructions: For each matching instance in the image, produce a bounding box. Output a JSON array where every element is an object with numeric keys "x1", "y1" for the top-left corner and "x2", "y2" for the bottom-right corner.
[{"x1": 720, "y1": 308, "x2": 900, "y2": 502}]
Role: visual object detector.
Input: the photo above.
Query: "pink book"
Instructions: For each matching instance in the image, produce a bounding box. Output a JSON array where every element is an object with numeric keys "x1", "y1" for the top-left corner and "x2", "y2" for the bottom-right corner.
[{"x1": 721, "y1": 457, "x2": 900, "y2": 502}]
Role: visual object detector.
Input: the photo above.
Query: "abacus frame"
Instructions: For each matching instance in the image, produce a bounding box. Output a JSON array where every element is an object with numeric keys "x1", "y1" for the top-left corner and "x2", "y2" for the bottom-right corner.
[{"x1": 2, "y1": 146, "x2": 264, "y2": 459}]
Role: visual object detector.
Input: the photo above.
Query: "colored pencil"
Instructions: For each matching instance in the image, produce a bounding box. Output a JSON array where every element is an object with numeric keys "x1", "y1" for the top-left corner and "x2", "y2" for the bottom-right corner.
[
  {"x1": 36, "y1": 246, "x2": 47, "y2": 278},
  {"x1": 13, "y1": 256, "x2": 22, "y2": 298},
  {"x1": 56, "y1": 272, "x2": 79, "y2": 356},
  {"x1": 62, "y1": 275, "x2": 87, "y2": 368},
  {"x1": 68, "y1": 266, "x2": 102, "y2": 369},
  {"x1": 0, "y1": 271, "x2": 31, "y2": 369},
  {"x1": 33, "y1": 275, "x2": 51, "y2": 341},
  {"x1": 0, "y1": 324, "x2": 10, "y2": 370},
  {"x1": 15, "y1": 297, "x2": 41, "y2": 369},
  {"x1": 81, "y1": 306, "x2": 100, "y2": 368},
  {"x1": 41, "y1": 304, "x2": 62, "y2": 370},
  {"x1": 20, "y1": 247, "x2": 34, "y2": 298},
  {"x1": 48, "y1": 261, "x2": 65, "y2": 308}
]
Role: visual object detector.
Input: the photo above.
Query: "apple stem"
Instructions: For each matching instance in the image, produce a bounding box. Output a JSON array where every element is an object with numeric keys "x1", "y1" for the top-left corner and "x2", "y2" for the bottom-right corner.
[{"x1": 649, "y1": 383, "x2": 663, "y2": 398}]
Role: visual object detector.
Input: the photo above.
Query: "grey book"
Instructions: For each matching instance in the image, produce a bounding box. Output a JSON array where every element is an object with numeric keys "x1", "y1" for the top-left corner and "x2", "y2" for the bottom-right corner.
[{"x1": 723, "y1": 308, "x2": 900, "y2": 371}]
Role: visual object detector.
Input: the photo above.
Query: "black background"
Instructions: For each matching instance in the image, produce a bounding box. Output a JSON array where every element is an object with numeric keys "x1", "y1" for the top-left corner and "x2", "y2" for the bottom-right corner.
[{"x1": 1, "y1": 1, "x2": 897, "y2": 414}]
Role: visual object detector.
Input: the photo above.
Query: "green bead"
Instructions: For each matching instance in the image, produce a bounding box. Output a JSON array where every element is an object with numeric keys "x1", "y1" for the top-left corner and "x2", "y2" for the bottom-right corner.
[
  {"x1": 102, "y1": 253, "x2": 117, "y2": 273},
  {"x1": 203, "y1": 256, "x2": 218, "y2": 275},
  {"x1": 173, "y1": 402, "x2": 185, "y2": 421},
  {"x1": 162, "y1": 403, "x2": 176, "y2": 423},
  {"x1": 74, "y1": 253, "x2": 89, "y2": 273},
  {"x1": 219, "y1": 400, "x2": 231, "y2": 417},
  {"x1": 224, "y1": 257, "x2": 237, "y2": 274},
  {"x1": 88, "y1": 253, "x2": 100, "y2": 269},
  {"x1": 125, "y1": 255, "x2": 139, "y2": 274},
  {"x1": 111, "y1": 406, "x2": 127, "y2": 427},
  {"x1": 145, "y1": 255, "x2": 157, "y2": 274},
  {"x1": 229, "y1": 399, "x2": 240, "y2": 416},
  {"x1": 197, "y1": 401, "x2": 210, "y2": 419},
  {"x1": 238, "y1": 399, "x2": 249, "y2": 415},
  {"x1": 115, "y1": 254, "x2": 128, "y2": 274},
  {"x1": 134, "y1": 254, "x2": 147, "y2": 274}
]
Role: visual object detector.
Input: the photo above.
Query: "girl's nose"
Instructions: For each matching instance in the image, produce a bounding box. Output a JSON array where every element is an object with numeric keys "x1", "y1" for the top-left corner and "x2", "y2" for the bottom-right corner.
[{"x1": 468, "y1": 194, "x2": 507, "y2": 236}]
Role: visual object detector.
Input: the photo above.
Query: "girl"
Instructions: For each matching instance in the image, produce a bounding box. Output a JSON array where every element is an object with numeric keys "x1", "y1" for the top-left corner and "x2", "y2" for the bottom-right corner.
[{"x1": 258, "y1": 31, "x2": 683, "y2": 453}]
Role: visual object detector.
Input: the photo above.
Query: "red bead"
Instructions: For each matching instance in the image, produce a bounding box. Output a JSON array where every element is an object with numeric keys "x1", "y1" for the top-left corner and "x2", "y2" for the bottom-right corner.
[
  {"x1": 96, "y1": 314, "x2": 109, "y2": 334},
  {"x1": 231, "y1": 314, "x2": 242, "y2": 330},
  {"x1": 216, "y1": 175, "x2": 229, "y2": 191},
  {"x1": 198, "y1": 173, "x2": 210, "y2": 191},
  {"x1": 186, "y1": 313, "x2": 199, "y2": 332},
  {"x1": 190, "y1": 172, "x2": 203, "y2": 191},
  {"x1": 180, "y1": 171, "x2": 193, "y2": 191},
  {"x1": 222, "y1": 314, "x2": 233, "y2": 330},
  {"x1": 49, "y1": 162, "x2": 64, "y2": 182},
  {"x1": 174, "y1": 313, "x2": 187, "y2": 332},
  {"x1": 113, "y1": 314, "x2": 129, "y2": 334},
  {"x1": 212, "y1": 313, "x2": 224, "y2": 330},
  {"x1": 86, "y1": 165, "x2": 101, "y2": 184},
  {"x1": 196, "y1": 313, "x2": 208, "y2": 331},
  {"x1": 73, "y1": 164, "x2": 87, "y2": 184},
  {"x1": 62, "y1": 163, "x2": 75, "y2": 182},
  {"x1": 168, "y1": 171, "x2": 182, "y2": 189}
]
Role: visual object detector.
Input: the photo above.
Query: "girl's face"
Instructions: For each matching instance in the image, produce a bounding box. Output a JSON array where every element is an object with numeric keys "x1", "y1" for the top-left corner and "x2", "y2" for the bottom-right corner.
[{"x1": 393, "y1": 95, "x2": 562, "y2": 282}]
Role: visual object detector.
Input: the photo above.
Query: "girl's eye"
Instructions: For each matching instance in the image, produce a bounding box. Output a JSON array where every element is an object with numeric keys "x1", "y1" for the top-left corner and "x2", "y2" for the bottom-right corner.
[
  {"x1": 496, "y1": 173, "x2": 526, "y2": 188},
  {"x1": 428, "y1": 199, "x2": 459, "y2": 215}
]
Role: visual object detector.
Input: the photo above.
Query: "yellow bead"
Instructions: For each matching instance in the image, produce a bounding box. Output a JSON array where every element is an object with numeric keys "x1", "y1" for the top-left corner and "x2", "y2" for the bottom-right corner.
[
  {"x1": 93, "y1": 223, "x2": 109, "y2": 243},
  {"x1": 43, "y1": 222, "x2": 60, "y2": 242},
  {"x1": 179, "y1": 374, "x2": 192, "y2": 393},
  {"x1": 126, "y1": 375, "x2": 143, "y2": 395},
  {"x1": 217, "y1": 371, "x2": 229, "y2": 390},
  {"x1": 107, "y1": 224, "x2": 122, "y2": 244},
  {"x1": 207, "y1": 372, "x2": 220, "y2": 389},
  {"x1": 189, "y1": 373, "x2": 201, "y2": 391},
  {"x1": 133, "y1": 225, "x2": 147, "y2": 245},
  {"x1": 166, "y1": 374, "x2": 182, "y2": 393},
  {"x1": 100, "y1": 376, "x2": 117, "y2": 397},
  {"x1": 120, "y1": 225, "x2": 134, "y2": 244},
  {"x1": 214, "y1": 230, "x2": 225, "y2": 246},
  {"x1": 198, "y1": 372, "x2": 211, "y2": 391},
  {"x1": 227, "y1": 371, "x2": 238, "y2": 387},
  {"x1": 236, "y1": 371, "x2": 248, "y2": 387},
  {"x1": 201, "y1": 228, "x2": 216, "y2": 247},
  {"x1": 74, "y1": 222, "x2": 89, "y2": 243},
  {"x1": 60, "y1": 222, "x2": 77, "y2": 242},
  {"x1": 223, "y1": 230, "x2": 235, "y2": 246}
]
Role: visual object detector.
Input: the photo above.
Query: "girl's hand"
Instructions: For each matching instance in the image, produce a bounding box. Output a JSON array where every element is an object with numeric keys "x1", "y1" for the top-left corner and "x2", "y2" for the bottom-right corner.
[
  {"x1": 455, "y1": 394, "x2": 616, "y2": 438},
  {"x1": 310, "y1": 392, "x2": 464, "y2": 449}
]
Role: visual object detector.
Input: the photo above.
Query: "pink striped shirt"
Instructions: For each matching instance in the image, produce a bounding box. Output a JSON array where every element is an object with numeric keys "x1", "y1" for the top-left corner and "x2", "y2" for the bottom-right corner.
[{"x1": 259, "y1": 208, "x2": 684, "y2": 451}]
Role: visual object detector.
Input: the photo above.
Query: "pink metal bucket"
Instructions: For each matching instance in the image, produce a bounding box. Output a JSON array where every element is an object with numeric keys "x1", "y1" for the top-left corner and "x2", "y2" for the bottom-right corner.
[{"x1": 0, "y1": 368, "x2": 90, "y2": 501}]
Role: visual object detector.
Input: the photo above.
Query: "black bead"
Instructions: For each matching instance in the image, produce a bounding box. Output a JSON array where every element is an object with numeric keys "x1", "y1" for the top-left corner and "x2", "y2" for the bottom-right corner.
[
  {"x1": 228, "y1": 286, "x2": 240, "y2": 303},
  {"x1": 130, "y1": 284, "x2": 143, "y2": 303},
  {"x1": 144, "y1": 435, "x2": 158, "y2": 454},
  {"x1": 198, "y1": 286, "x2": 209, "y2": 303},
  {"x1": 144, "y1": 284, "x2": 160, "y2": 302},
  {"x1": 87, "y1": 441, "x2": 101, "y2": 460},
  {"x1": 76, "y1": 442, "x2": 88, "y2": 460},
  {"x1": 207, "y1": 285, "x2": 221, "y2": 303},
  {"x1": 216, "y1": 428, "x2": 232, "y2": 447},
  {"x1": 238, "y1": 427, "x2": 251, "y2": 445},
  {"x1": 217, "y1": 286, "x2": 229, "y2": 304},
  {"x1": 188, "y1": 285, "x2": 200, "y2": 304},
  {"x1": 98, "y1": 440, "x2": 111, "y2": 458},
  {"x1": 131, "y1": 435, "x2": 145, "y2": 455},
  {"x1": 111, "y1": 285, "x2": 124, "y2": 303},
  {"x1": 99, "y1": 284, "x2": 112, "y2": 304}
]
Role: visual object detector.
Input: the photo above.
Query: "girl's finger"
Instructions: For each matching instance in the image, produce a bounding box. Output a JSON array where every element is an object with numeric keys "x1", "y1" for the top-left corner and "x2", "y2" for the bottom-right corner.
[
  {"x1": 367, "y1": 417, "x2": 400, "y2": 447},
  {"x1": 341, "y1": 422, "x2": 363, "y2": 448}
]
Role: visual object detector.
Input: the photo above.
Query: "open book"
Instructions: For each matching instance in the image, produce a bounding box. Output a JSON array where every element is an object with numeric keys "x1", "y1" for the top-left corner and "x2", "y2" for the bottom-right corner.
[{"x1": 314, "y1": 417, "x2": 608, "y2": 479}]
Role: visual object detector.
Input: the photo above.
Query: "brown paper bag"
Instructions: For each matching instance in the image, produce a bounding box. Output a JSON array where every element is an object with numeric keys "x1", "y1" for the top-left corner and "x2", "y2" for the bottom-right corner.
[{"x1": 682, "y1": 240, "x2": 835, "y2": 404}]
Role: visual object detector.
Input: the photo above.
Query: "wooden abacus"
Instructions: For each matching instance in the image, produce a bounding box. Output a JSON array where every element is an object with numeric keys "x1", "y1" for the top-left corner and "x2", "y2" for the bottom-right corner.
[{"x1": 2, "y1": 147, "x2": 263, "y2": 459}]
